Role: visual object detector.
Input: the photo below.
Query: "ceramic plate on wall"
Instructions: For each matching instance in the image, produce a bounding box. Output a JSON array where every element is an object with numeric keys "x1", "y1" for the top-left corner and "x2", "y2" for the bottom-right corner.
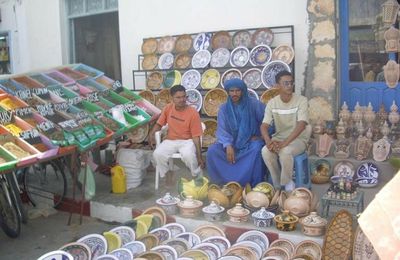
[
  {"x1": 247, "y1": 88, "x2": 259, "y2": 100},
  {"x1": 174, "y1": 52, "x2": 191, "y2": 69},
  {"x1": 221, "y1": 69, "x2": 242, "y2": 88},
  {"x1": 251, "y1": 28, "x2": 274, "y2": 46},
  {"x1": 142, "y1": 38, "x2": 158, "y2": 55},
  {"x1": 243, "y1": 68, "x2": 262, "y2": 89},
  {"x1": 232, "y1": 30, "x2": 252, "y2": 48},
  {"x1": 249, "y1": 45, "x2": 272, "y2": 66},
  {"x1": 158, "y1": 36, "x2": 175, "y2": 54},
  {"x1": 146, "y1": 71, "x2": 163, "y2": 90},
  {"x1": 211, "y1": 31, "x2": 232, "y2": 50},
  {"x1": 163, "y1": 70, "x2": 182, "y2": 88},
  {"x1": 230, "y1": 46, "x2": 250, "y2": 67},
  {"x1": 175, "y1": 34, "x2": 193, "y2": 53},
  {"x1": 201, "y1": 69, "x2": 221, "y2": 89},
  {"x1": 193, "y1": 32, "x2": 212, "y2": 51},
  {"x1": 272, "y1": 44, "x2": 295, "y2": 64},
  {"x1": 158, "y1": 53, "x2": 174, "y2": 70},
  {"x1": 192, "y1": 50, "x2": 212, "y2": 68},
  {"x1": 210, "y1": 48, "x2": 230, "y2": 68},
  {"x1": 182, "y1": 69, "x2": 201, "y2": 89},
  {"x1": 186, "y1": 89, "x2": 203, "y2": 112},
  {"x1": 261, "y1": 61, "x2": 291, "y2": 88},
  {"x1": 142, "y1": 54, "x2": 159, "y2": 70}
]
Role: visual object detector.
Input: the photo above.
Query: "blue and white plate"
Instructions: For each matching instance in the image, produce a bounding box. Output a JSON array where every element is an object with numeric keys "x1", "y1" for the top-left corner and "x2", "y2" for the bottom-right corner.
[
  {"x1": 210, "y1": 48, "x2": 230, "y2": 68},
  {"x1": 249, "y1": 44, "x2": 272, "y2": 66},
  {"x1": 186, "y1": 89, "x2": 203, "y2": 112},
  {"x1": 243, "y1": 68, "x2": 262, "y2": 89},
  {"x1": 175, "y1": 232, "x2": 201, "y2": 248},
  {"x1": 122, "y1": 241, "x2": 146, "y2": 258},
  {"x1": 110, "y1": 226, "x2": 136, "y2": 245},
  {"x1": 110, "y1": 248, "x2": 134, "y2": 260},
  {"x1": 59, "y1": 242, "x2": 92, "y2": 260},
  {"x1": 37, "y1": 250, "x2": 74, "y2": 260},
  {"x1": 230, "y1": 46, "x2": 250, "y2": 67},
  {"x1": 193, "y1": 242, "x2": 221, "y2": 260},
  {"x1": 182, "y1": 69, "x2": 201, "y2": 90},
  {"x1": 221, "y1": 69, "x2": 242, "y2": 88},
  {"x1": 236, "y1": 230, "x2": 269, "y2": 252},
  {"x1": 163, "y1": 223, "x2": 186, "y2": 238},
  {"x1": 193, "y1": 32, "x2": 212, "y2": 51},
  {"x1": 151, "y1": 245, "x2": 178, "y2": 260},
  {"x1": 261, "y1": 61, "x2": 291, "y2": 88},
  {"x1": 356, "y1": 162, "x2": 379, "y2": 188},
  {"x1": 158, "y1": 53, "x2": 174, "y2": 70},
  {"x1": 202, "y1": 236, "x2": 231, "y2": 254},
  {"x1": 77, "y1": 234, "x2": 108, "y2": 259},
  {"x1": 247, "y1": 88, "x2": 259, "y2": 100},
  {"x1": 150, "y1": 227, "x2": 172, "y2": 244},
  {"x1": 192, "y1": 50, "x2": 211, "y2": 68}
]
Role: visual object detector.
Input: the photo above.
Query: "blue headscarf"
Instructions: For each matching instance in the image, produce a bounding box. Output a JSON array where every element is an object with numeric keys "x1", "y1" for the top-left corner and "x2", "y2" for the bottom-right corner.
[{"x1": 224, "y1": 78, "x2": 257, "y2": 152}]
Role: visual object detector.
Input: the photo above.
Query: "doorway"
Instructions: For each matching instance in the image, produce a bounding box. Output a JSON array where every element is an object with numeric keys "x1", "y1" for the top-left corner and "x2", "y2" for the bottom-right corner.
[{"x1": 73, "y1": 12, "x2": 121, "y2": 80}]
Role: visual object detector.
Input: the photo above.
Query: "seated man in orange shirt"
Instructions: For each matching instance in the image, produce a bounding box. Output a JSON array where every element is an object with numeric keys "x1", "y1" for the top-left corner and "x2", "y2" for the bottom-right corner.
[{"x1": 148, "y1": 85, "x2": 205, "y2": 185}]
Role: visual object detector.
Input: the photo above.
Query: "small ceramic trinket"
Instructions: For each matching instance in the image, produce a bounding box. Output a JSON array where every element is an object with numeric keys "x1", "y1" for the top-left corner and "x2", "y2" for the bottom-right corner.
[
  {"x1": 335, "y1": 118, "x2": 346, "y2": 139},
  {"x1": 381, "y1": 120, "x2": 391, "y2": 137},
  {"x1": 389, "y1": 101, "x2": 400, "y2": 126},
  {"x1": 300, "y1": 212, "x2": 327, "y2": 236},
  {"x1": 377, "y1": 104, "x2": 388, "y2": 126},
  {"x1": 339, "y1": 102, "x2": 351, "y2": 125},
  {"x1": 227, "y1": 203, "x2": 250, "y2": 223},
  {"x1": 156, "y1": 192, "x2": 180, "y2": 215},
  {"x1": 202, "y1": 201, "x2": 225, "y2": 222},
  {"x1": 352, "y1": 102, "x2": 363, "y2": 123},
  {"x1": 177, "y1": 196, "x2": 203, "y2": 218},
  {"x1": 364, "y1": 103, "x2": 376, "y2": 127},
  {"x1": 251, "y1": 207, "x2": 275, "y2": 227}
]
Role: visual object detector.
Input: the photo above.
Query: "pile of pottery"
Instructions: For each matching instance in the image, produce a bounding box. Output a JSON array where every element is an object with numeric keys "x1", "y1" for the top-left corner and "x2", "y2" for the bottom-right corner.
[
  {"x1": 242, "y1": 182, "x2": 277, "y2": 210},
  {"x1": 207, "y1": 181, "x2": 243, "y2": 209}
]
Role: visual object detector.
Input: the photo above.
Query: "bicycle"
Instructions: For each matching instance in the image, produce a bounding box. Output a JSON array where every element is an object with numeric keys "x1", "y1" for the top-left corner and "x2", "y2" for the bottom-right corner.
[{"x1": 0, "y1": 173, "x2": 21, "y2": 238}]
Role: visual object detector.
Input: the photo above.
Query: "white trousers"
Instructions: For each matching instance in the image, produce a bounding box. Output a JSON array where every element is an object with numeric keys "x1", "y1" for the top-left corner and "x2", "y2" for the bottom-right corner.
[{"x1": 153, "y1": 139, "x2": 202, "y2": 178}]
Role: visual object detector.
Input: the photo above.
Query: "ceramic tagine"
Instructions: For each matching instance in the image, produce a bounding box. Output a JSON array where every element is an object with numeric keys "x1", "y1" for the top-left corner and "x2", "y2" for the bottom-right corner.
[
  {"x1": 202, "y1": 200, "x2": 225, "y2": 222},
  {"x1": 251, "y1": 207, "x2": 275, "y2": 227},
  {"x1": 274, "y1": 210, "x2": 299, "y2": 231},
  {"x1": 177, "y1": 195, "x2": 203, "y2": 218},
  {"x1": 300, "y1": 212, "x2": 328, "y2": 237},
  {"x1": 227, "y1": 203, "x2": 250, "y2": 223},
  {"x1": 156, "y1": 192, "x2": 180, "y2": 215},
  {"x1": 381, "y1": 120, "x2": 391, "y2": 138}
]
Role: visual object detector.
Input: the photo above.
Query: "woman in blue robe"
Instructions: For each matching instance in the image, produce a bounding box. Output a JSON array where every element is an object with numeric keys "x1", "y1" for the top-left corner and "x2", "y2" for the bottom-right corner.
[{"x1": 207, "y1": 78, "x2": 269, "y2": 187}]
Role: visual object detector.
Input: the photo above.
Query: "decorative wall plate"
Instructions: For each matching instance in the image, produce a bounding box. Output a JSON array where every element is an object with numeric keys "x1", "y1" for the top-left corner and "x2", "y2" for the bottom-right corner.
[
  {"x1": 202, "y1": 236, "x2": 231, "y2": 254},
  {"x1": 211, "y1": 31, "x2": 232, "y2": 50},
  {"x1": 59, "y1": 242, "x2": 92, "y2": 260},
  {"x1": 203, "y1": 88, "x2": 228, "y2": 117},
  {"x1": 139, "y1": 89, "x2": 156, "y2": 104},
  {"x1": 230, "y1": 46, "x2": 250, "y2": 67},
  {"x1": 162, "y1": 223, "x2": 186, "y2": 238},
  {"x1": 158, "y1": 36, "x2": 175, "y2": 54},
  {"x1": 210, "y1": 48, "x2": 230, "y2": 68},
  {"x1": 122, "y1": 241, "x2": 146, "y2": 258},
  {"x1": 243, "y1": 68, "x2": 262, "y2": 89},
  {"x1": 158, "y1": 53, "x2": 174, "y2": 70},
  {"x1": 142, "y1": 54, "x2": 159, "y2": 70},
  {"x1": 272, "y1": 44, "x2": 295, "y2": 64},
  {"x1": 294, "y1": 240, "x2": 322, "y2": 260},
  {"x1": 109, "y1": 226, "x2": 136, "y2": 245},
  {"x1": 142, "y1": 38, "x2": 158, "y2": 55},
  {"x1": 193, "y1": 242, "x2": 221, "y2": 260},
  {"x1": 163, "y1": 70, "x2": 182, "y2": 88},
  {"x1": 193, "y1": 32, "x2": 212, "y2": 51},
  {"x1": 186, "y1": 89, "x2": 202, "y2": 112},
  {"x1": 37, "y1": 250, "x2": 74, "y2": 260},
  {"x1": 126, "y1": 124, "x2": 149, "y2": 144},
  {"x1": 333, "y1": 161, "x2": 355, "y2": 179},
  {"x1": 260, "y1": 88, "x2": 280, "y2": 104},
  {"x1": 174, "y1": 52, "x2": 191, "y2": 69},
  {"x1": 182, "y1": 69, "x2": 201, "y2": 90},
  {"x1": 201, "y1": 69, "x2": 221, "y2": 89},
  {"x1": 192, "y1": 50, "x2": 212, "y2": 68},
  {"x1": 77, "y1": 234, "x2": 108, "y2": 259},
  {"x1": 356, "y1": 162, "x2": 379, "y2": 188},
  {"x1": 352, "y1": 226, "x2": 380, "y2": 260},
  {"x1": 247, "y1": 88, "x2": 259, "y2": 100},
  {"x1": 162, "y1": 238, "x2": 189, "y2": 256},
  {"x1": 261, "y1": 61, "x2": 291, "y2": 88},
  {"x1": 249, "y1": 45, "x2": 272, "y2": 66},
  {"x1": 175, "y1": 34, "x2": 193, "y2": 53},
  {"x1": 146, "y1": 72, "x2": 163, "y2": 90},
  {"x1": 193, "y1": 224, "x2": 225, "y2": 241},
  {"x1": 236, "y1": 230, "x2": 269, "y2": 252},
  {"x1": 110, "y1": 248, "x2": 134, "y2": 260},
  {"x1": 221, "y1": 69, "x2": 242, "y2": 88},
  {"x1": 232, "y1": 30, "x2": 252, "y2": 48},
  {"x1": 252, "y1": 28, "x2": 274, "y2": 46},
  {"x1": 151, "y1": 245, "x2": 178, "y2": 260}
]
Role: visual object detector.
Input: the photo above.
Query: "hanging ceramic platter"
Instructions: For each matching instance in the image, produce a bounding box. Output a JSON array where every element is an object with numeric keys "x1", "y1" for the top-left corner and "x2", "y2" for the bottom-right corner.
[
  {"x1": 162, "y1": 223, "x2": 186, "y2": 238},
  {"x1": 221, "y1": 68, "x2": 242, "y2": 88},
  {"x1": 158, "y1": 36, "x2": 175, "y2": 54},
  {"x1": 156, "y1": 89, "x2": 172, "y2": 111},
  {"x1": 193, "y1": 224, "x2": 225, "y2": 241},
  {"x1": 210, "y1": 48, "x2": 230, "y2": 68},
  {"x1": 260, "y1": 88, "x2": 280, "y2": 104},
  {"x1": 146, "y1": 71, "x2": 163, "y2": 90},
  {"x1": 236, "y1": 230, "x2": 269, "y2": 252},
  {"x1": 201, "y1": 69, "x2": 221, "y2": 89},
  {"x1": 211, "y1": 31, "x2": 232, "y2": 50},
  {"x1": 142, "y1": 38, "x2": 158, "y2": 55},
  {"x1": 139, "y1": 89, "x2": 156, "y2": 104},
  {"x1": 192, "y1": 50, "x2": 212, "y2": 68},
  {"x1": 158, "y1": 53, "x2": 174, "y2": 70},
  {"x1": 295, "y1": 240, "x2": 322, "y2": 260},
  {"x1": 333, "y1": 160, "x2": 355, "y2": 179},
  {"x1": 37, "y1": 250, "x2": 74, "y2": 260},
  {"x1": 230, "y1": 46, "x2": 250, "y2": 67},
  {"x1": 110, "y1": 248, "x2": 134, "y2": 260},
  {"x1": 175, "y1": 34, "x2": 193, "y2": 53},
  {"x1": 77, "y1": 234, "x2": 108, "y2": 259},
  {"x1": 163, "y1": 70, "x2": 182, "y2": 88},
  {"x1": 261, "y1": 61, "x2": 291, "y2": 88},
  {"x1": 247, "y1": 88, "x2": 259, "y2": 100},
  {"x1": 355, "y1": 162, "x2": 379, "y2": 188},
  {"x1": 249, "y1": 45, "x2": 272, "y2": 66},
  {"x1": 202, "y1": 236, "x2": 231, "y2": 254},
  {"x1": 142, "y1": 54, "x2": 159, "y2": 70},
  {"x1": 243, "y1": 68, "x2": 262, "y2": 89},
  {"x1": 352, "y1": 226, "x2": 380, "y2": 260},
  {"x1": 186, "y1": 89, "x2": 202, "y2": 112},
  {"x1": 151, "y1": 245, "x2": 178, "y2": 260},
  {"x1": 109, "y1": 226, "x2": 136, "y2": 245},
  {"x1": 232, "y1": 30, "x2": 252, "y2": 48},
  {"x1": 202, "y1": 119, "x2": 218, "y2": 148},
  {"x1": 174, "y1": 53, "x2": 191, "y2": 69},
  {"x1": 126, "y1": 124, "x2": 149, "y2": 144},
  {"x1": 122, "y1": 241, "x2": 146, "y2": 258},
  {"x1": 272, "y1": 44, "x2": 295, "y2": 65},
  {"x1": 59, "y1": 242, "x2": 92, "y2": 260},
  {"x1": 182, "y1": 69, "x2": 201, "y2": 89},
  {"x1": 193, "y1": 32, "x2": 212, "y2": 51},
  {"x1": 251, "y1": 28, "x2": 274, "y2": 46},
  {"x1": 193, "y1": 242, "x2": 221, "y2": 260}
]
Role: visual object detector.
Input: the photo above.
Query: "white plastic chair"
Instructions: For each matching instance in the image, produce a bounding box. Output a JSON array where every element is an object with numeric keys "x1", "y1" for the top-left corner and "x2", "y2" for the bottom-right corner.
[{"x1": 154, "y1": 122, "x2": 205, "y2": 190}]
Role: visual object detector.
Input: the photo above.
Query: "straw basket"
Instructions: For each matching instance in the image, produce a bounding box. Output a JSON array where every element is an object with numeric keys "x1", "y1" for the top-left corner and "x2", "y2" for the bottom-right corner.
[
  {"x1": 203, "y1": 88, "x2": 228, "y2": 117},
  {"x1": 156, "y1": 89, "x2": 172, "y2": 110},
  {"x1": 138, "y1": 90, "x2": 156, "y2": 104},
  {"x1": 202, "y1": 119, "x2": 217, "y2": 147},
  {"x1": 146, "y1": 71, "x2": 163, "y2": 90},
  {"x1": 260, "y1": 88, "x2": 280, "y2": 104}
]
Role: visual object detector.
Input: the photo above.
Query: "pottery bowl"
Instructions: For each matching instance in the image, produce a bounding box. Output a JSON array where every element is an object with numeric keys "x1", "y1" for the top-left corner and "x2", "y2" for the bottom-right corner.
[{"x1": 245, "y1": 191, "x2": 270, "y2": 208}]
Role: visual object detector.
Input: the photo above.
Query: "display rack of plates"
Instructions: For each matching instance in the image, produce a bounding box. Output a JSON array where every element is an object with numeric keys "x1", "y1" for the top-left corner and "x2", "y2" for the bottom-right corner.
[{"x1": 133, "y1": 25, "x2": 295, "y2": 118}]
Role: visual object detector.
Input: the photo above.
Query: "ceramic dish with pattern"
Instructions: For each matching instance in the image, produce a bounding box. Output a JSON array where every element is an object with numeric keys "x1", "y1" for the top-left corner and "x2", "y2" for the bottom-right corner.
[
  {"x1": 137, "y1": 234, "x2": 160, "y2": 250},
  {"x1": 201, "y1": 69, "x2": 221, "y2": 89},
  {"x1": 110, "y1": 248, "x2": 134, "y2": 260},
  {"x1": 163, "y1": 70, "x2": 182, "y2": 88},
  {"x1": 230, "y1": 46, "x2": 250, "y2": 67},
  {"x1": 243, "y1": 68, "x2": 262, "y2": 89},
  {"x1": 142, "y1": 38, "x2": 158, "y2": 55},
  {"x1": 233, "y1": 241, "x2": 263, "y2": 259},
  {"x1": 186, "y1": 89, "x2": 202, "y2": 112},
  {"x1": 356, "y1": 162, "x2": 379, "y2": 188},
  {"x1": 137, "y1": 251, "x2": 165, "y2": 260},
  {"x1": 182, "y1": 69, "x2": 201, "y2": 90},
  {"x1": 162, "y1": 223, "x2": 186, "y2": 238},
  {"x1": 202, "y1": 119, "x2": 218, "y2": 148},
  {"x1": 146, "y1": 72, "x2": 163, "y2": 90},
  {"x1": 150, "y1": 228, "x2": 172, "y2": 244},
  {"x1": 109, "y1": 226, "x2": 136, "y2": 246},
  {"x1": 193, "y1": 242, "x2": 221, "y2": 260},
  {"x1": 272, "y1": 44, "x2": 295, "y2": 65},
  {"x1": 162, "y1": 238, "x2": 190, "y2": 256},
  {"x1": 352, "y1": 226, "x2": 380, "y2": 260},
  {"x1": 260, "y1": 88, "x2": 280, "y2": 104},
  {"x1": 236, "y1": 230, "x2": 269, "y2": 252},
  {"x1": 151, "y1": 245, "x2": 178, "y2": 260},
  {"x1": 232, "y1": 30, "x2": 252, "y2": 48},
  {"x1": 290, "y1": 253, "x2": 315, "y2": 260},
  {"x1": 59, "y1": 242, "x2": 92, "y2": 260},
  {"x1": 295, "y1": 240, "x2": 322, "y2": 260},
  {"x1": 192, "y1": 50, "x2": 212, "y2": 68},
  {"x1": 249, "y1": 45, "x2": 272, "y2": 66},
  {"x1": 333, "y1": 160, "x2": 355, "y2": 179},
  {"x1": 251, "y1": 28, "x2": 274, "y2": 46},
  {"x1": 126, "y1": 124, "x2": 149, "y2": 144},
  {"x1": 156, "y1": 89, "x2": 172, "y2": 111},
  {"x1": 224, "y1": 245, "x2": 258, "y2": 260},
  {"x1": 193, "y1": 224, "x2": 225, "y2": 241},
  {"x1": 263, "y1": 247, "x2": 290, "y2": 260},
  {"x1": 158, "y1": 36, "x2": 175, "y2": 54},
  {"x1": 142, "y1": 54, "x2": 159, "y2": 70},
  {"x1": 221, "y1": 69, "x2": 242, "y2": 88},
  {"x1": 139, "y1": 89, "x2": 156, "y2": 104},
  {"x1": 311, "y1": 159, "x2": 331, "y2": 184},
  {"x1": 193, "y1": 32, "x2": 212, "y2": 51},
  {"x1": 210, "y1": 48, "x2": 230, "y2": 68},
  {"x1": 269, "y1": 238, "x2": 295, "y2": 256},
  {"x1": 202, "y1": 236, "x2": 230, "y2": 254},
  {"x1": 261, "y1": 61, "x2": 291, "y2": 88},
  {"x1": 203, "y1": 88, "x2": 228, "y2": 117},
  {"x1": 123, "y1": 241, "x2": 146, "y2": 258},
  {"x1": 103, "y1": 231, "x2": 122, "y2": 252},
  {"x1": 37, "y1": 250, "x2": 74, "y2": 260},
  {"x1": 142, "y1": 206, "x2": 167, "y2": 226},
  {"x1": 175, "y1": 34, "x2": 193, "y2": 53},
  {"x1": 175, "y1": 232, "x2": 201, "y2": 248},
  {"x1": 174, "y1": 52, "x2": 191, "y2": 69},
  {"x1": 247, "y1": 88, "x2": 259, "y2": 100},
  {"x1": 211, "y1": 31, "x2": 232, "y2": 50},
  {"x1": 77, "y1": 234, "x2": 108, "y2": 259},
  {"x1": 158, "y1": 53, "x2": 174, "y2": 70},
  {"x1": 218, "y1": 256, "x2": 241, "y2": 260},
  {"x1": 96, "y1": 254, "x2": 118, "y2": 260},
  {"x1": 181, "y1": 249, "x2": 210, "y2": 260}
]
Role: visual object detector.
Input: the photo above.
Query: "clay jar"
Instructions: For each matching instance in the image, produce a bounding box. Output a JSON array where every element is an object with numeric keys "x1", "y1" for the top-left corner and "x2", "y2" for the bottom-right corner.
[
  {"x1": 227, "y1": 203, "x2": 250, "y2": 223},
  {"x1": 283, "y1": 188, "x2": 312, "y2": 217}
]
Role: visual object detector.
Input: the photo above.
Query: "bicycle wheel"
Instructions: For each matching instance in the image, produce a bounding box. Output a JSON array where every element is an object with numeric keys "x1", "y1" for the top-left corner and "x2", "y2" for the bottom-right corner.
[
  {"x1": 5, "y1": 172, "x2": 28, "y2": 224},
  {"x1": 24, "y1": 160, "x2": 67, "y2": 209},
  {"x1": 0, "y1": 179, "x2": 20, "y2": 238}
]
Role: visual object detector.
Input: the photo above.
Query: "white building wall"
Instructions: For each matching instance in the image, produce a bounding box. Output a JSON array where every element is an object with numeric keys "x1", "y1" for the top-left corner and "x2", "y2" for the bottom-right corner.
[{"x1": 119, "y1": 0, "x2": 310, "y2": 91}]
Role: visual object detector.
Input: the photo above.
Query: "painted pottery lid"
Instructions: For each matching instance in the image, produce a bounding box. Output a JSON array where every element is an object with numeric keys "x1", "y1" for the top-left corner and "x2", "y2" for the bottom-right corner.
[
  {"x1": 275, "y1": 210, "x2": 298, "y2": 223},
  {"x1": 177, "y1": 196, "x2": 203, "y2": 209},
  {"x1": 251, "y1": 207, "x2": 275, "y2": 220},
  {"x1": 227, "y1": 203, "x2": 250, "y2": 217},
  {"x1": 202, "y1": 201, "x2": 225, "y2": 214},
  {"x1": 156, "y1": 192, "x2": 180, "y2": 205},
  {"x1": 301, "y1": 212, "x2": 327, "y2": 226}
]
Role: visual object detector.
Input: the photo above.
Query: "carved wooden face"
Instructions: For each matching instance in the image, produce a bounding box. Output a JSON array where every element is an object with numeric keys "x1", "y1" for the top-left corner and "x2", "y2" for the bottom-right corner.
[{"x1": 373, "y1": 138, "x2": 391, "y2": 162}]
